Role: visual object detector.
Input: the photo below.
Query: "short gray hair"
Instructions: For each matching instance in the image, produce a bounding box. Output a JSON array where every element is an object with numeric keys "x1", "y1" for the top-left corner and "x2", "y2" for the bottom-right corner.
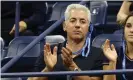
[{"x1": 64, "y1": 4, "x2": 91, "y2": 23}]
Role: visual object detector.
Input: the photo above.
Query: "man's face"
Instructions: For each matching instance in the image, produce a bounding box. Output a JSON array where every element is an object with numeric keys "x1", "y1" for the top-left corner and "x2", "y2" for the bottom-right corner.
[
  {"x1": 63, "y1": 9, "x2": 89, "y2": 41},
  {"x1": 124, "y1": 16, "x2": 133, "y2": 43}
]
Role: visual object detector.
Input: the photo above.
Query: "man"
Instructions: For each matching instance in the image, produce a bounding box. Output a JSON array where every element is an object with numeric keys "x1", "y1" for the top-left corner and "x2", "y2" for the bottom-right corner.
[{"x1": 28, "y1": 4, "x2": 103, "y2": 80}]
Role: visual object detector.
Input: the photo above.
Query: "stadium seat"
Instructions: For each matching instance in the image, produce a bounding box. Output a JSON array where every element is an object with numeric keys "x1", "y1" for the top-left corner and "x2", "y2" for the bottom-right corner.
[
  {"x1": 50, "y1": 1, "x2": 91, "y2": 21},
  {"x1": 0, "y1": 37, "x2": 7, "y2": 59},
  {"x1": 1, "y1": 36, "x2": 44, "y2": 72},
  {"x1": 92, "y1": 34, "x2": 123, "y2": 48},
  {"x1": 106, "y1": 1, "x2": 122, "y2": 28},
  {"x1": 3, "y1": 34, "x2": 63, "y2": 57},
  {"x1": 1, "y1": 78, "x2": 22, "y2": 80},
  {"x1": 0, "y1": 37, "x2": 5, "y2": 50},
  {"x1": 113, "y1": 29, "x2": 123, "y2": 34},
  {"x1": 104, "y1": 1, "x2": 122, "y2": 34},
  {"x1": 6, "y1": 36, "x2": 44, "y2": 57},
  {"x1": 88, "y1": 1, "x2": 108, "y2": 36},
  {"x1": 1, "y1": 35, "x2": 65, "y2": 72},
  {"x1": 90, "y1": 1, "x2": 108, "y2": 27}
]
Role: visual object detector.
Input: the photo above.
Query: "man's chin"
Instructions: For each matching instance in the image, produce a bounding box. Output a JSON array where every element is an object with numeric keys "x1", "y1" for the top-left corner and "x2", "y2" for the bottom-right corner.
[
  {"x1": 73, "y1": 35, "x2": 82, "y2": 38},
  {"x1": 72, "y1": 36, "x2": 83, "y2": 41}
]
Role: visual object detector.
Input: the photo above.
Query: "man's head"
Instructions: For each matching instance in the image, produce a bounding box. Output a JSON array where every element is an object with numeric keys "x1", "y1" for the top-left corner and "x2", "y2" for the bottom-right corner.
[
  {"x1": 63, "y1": 4, "x2": 91, "y2": 41},
  {"x1": 124, "y1": 12, "x2": 133, "y2": 43}
]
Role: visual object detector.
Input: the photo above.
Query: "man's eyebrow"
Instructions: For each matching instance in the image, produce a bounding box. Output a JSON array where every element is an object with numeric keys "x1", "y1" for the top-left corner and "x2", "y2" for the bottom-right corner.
[
  {"x1": 70, "y1": 18, "x2": 76, "y2": 20},
  {"x1": 80, "y1": 18, "x2": 87, "y2": 21},
  {"x1": 69, "y1": 18, "x2": 88, "y2": 21},
  {"x1": 80, "y1": 18, "x2": 86, "y2": 20}
]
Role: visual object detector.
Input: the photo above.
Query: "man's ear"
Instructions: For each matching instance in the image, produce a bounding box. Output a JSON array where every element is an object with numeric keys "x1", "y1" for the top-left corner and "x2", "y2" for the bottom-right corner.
[{"x1": 63, "y1": 21, "x2": 67, "y2": 32}]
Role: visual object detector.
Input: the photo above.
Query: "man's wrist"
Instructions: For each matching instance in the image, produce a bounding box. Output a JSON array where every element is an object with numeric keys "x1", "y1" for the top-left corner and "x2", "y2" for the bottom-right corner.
[
  {"x1": 69, "y1": 67, "x2": 80, "y2": 71},
  {"x1": 68, "y1": 63, "x2": 80, "y2": 71},
  {"x1": 73, "y1": 67, "x2": 80, "y2": 71}
]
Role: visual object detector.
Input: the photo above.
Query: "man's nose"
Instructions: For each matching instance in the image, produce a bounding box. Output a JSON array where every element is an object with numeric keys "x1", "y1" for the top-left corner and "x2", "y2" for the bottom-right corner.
[{"x1": 75, "y1": 21, "x2": 80, "y2": 28}]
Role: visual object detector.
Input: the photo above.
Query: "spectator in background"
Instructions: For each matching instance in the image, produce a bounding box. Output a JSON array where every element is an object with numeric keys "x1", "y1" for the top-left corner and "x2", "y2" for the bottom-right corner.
[
  {"x1": 103, "y1": 1, "x2": 133, "y2": 80},
  {"x1": 1, "y1": 1, "x2": 49, "y2": 46},
  {"x1": 27, "y1": 4, "x2": 104, "y2": 80},
  {"x1": 103, "y1": 12, "x2": 133, "y2": 80},
  {"x1": 9, "y1": 2, "x2": 48, "y2": 36}
]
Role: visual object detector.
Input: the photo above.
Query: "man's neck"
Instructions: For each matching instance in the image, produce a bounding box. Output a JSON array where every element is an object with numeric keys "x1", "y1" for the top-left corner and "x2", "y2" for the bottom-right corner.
[
  {"x1": 126, "y1": 42, "x2": 133, "y2": 59},
  {"x1": 66, "y1": 38, "x2": 86, "y2": 53}
]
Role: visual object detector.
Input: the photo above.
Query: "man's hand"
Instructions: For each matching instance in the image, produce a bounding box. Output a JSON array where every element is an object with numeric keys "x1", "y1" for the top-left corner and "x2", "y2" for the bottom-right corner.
[
  {"x1": 102, "y1": 39, "x2": 118, "y2": 62},
  {"x1": 9, "y1": 21, "x2": 27, "y2": 35},
  {"x1": 44, "y1": 43, "x2": 57, "y2": 71},
  {"x1": 61, "y1": 46, "x2": 77, "y2": 70}
]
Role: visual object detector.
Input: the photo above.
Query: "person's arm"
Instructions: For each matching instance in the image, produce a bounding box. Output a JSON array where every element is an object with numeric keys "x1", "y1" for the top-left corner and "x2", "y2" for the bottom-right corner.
[
  {"x1": 118, "y1": 1, "x2": 132, "y2": 15},
  {"x1": 27, "y1": 44, "x2": 57, "y2": 80},
  {"x1": 117, "y1": 1, "x2": 132, "y2": 24},
  {"x1": 68, "y1": 63, "x2": 101, "y2": 80},
  {"x1": 103, "y1": 61, "x2": 117, "y2": 80},
  {"x1": 102, "y1": 39, "x2": 118, "y2": 80}
]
